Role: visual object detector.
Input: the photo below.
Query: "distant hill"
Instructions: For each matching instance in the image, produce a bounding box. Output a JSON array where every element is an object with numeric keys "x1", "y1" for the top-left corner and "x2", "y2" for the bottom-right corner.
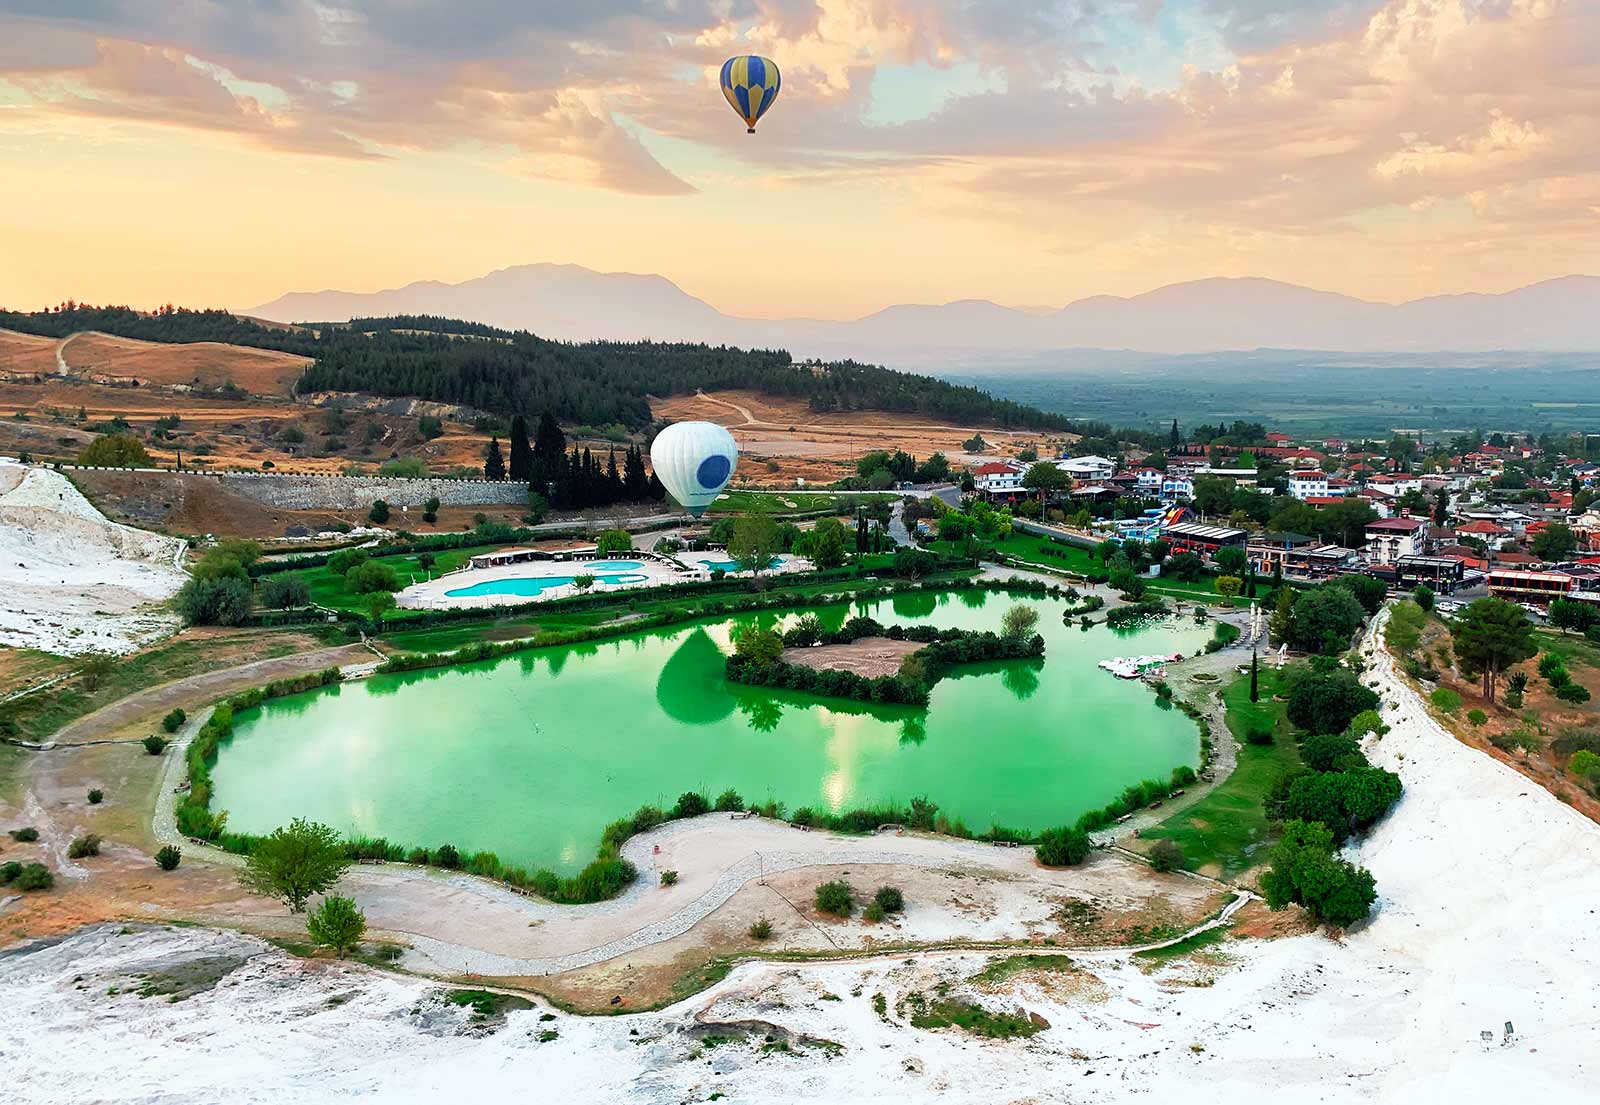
[
  {"x1": 0, "y1": 306, "x2": 1073, "y2": 432},
  {"x1": 248, "y1": 266, "x2": 1600, "y2": 359}
]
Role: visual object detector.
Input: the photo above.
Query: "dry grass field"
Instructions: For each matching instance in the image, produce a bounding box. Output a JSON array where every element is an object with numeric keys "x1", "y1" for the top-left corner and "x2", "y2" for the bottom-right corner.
[
  {"x1": 59, "y1": 331, "x2": 312, "y2": 395},
  {"x1": 0, "y1": 328, "x2": 61, "y2": 374}
]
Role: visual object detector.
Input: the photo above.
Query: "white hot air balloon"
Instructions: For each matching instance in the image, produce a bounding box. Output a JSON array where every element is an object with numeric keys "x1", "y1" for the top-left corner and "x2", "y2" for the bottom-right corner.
[{"x1": 650, "y1": 421, "x2": 739, "y2": 517}]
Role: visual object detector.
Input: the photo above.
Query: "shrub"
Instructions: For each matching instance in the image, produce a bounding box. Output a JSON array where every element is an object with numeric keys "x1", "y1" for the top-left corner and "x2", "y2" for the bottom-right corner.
[
  {"x1": 863, "y1": 901, "x2": 887, "y2": 923},
  {"x1": 749, "y1": 918, "x2": 774, "y2": 940},
  {"x1": 659, "y1": 869, "x2": 679, "y2": 886},
  {"x1": 1428, "y1": 687, "x2": 1462, "y2": 714},
  {"x1": 14, "y1": 863, "x2": 53, "y2": 891},
  {"x1": 433, "y1": 844, "x2": 462, "y2": 869},
  {"x1": 815, "y1": 879, "x2": 854, "y2": 916},
  {"x1": 8, "y1": 827, "x2": 39, "y2": 843},
  {"x1": 671, "y1": 791, "x2": 710, "y2": 819},
  {"x1": 1035, "y1": 825, "x2": 1091, "y2": 867},
  {"x1": 161, "y1": 708, "x2": 187, "y2": 733},
  {"x1": 1148, "y1": 838, "x2": 1184, "y2": 873},
  {"x1": 1569, "y1": 749, "x2": 1600, "y2": 779},
  {"x1": 713, "y1": 788, "x2": 745, "y2": 812},
  {"x1": 142, "y1": 734, "x2": 168, "y2": 755},
  {"x1": 155, "y1": 845, "x2": 182, "y2": 871},
  {"x1": 369, "y1": 499, "x2": 391, "y2": 524},
  {"x1": 872, "y1": 886, "x2": 905, "y2": 914},
  {"x1": 174, "y1": 576, "x2": 253, "y2": 626},
  {"x1": 1413, "y1": 585, "x2": 1434, "y2": 612},
  {"x1": 306, "y1": 894, "x2": 367, "y2": 958},
  {"x1": 87, "y1": 788, "x2": 104, "y2": 805},
  {"x1": 0, "y1": 861, "x2": 20, "y2": 884},
  {"x1": 1467, "y1": 709, "x2": 1488, "y2": 727},
  {"x1": 1557, "y1": 682, "x2": 1592, "y2": 704},
  {"x1": 67, "y1": 833, "x2": 102, "y2": 859}
]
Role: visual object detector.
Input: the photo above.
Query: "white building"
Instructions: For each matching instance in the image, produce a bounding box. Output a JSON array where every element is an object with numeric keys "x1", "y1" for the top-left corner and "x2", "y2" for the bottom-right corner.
[
  {"x1": 1288, "y1": 470, "x2": 1330, "y2": 500},
  {"x1": 972, "y1": 461, "x2": 1026, "y2": 497},
  {"x1": 1364, "y1": 517, "x2": 1427, "y2": 562},
  {"x1": 1057, "y1": 455, "x2": 1117, "y2": 482}
]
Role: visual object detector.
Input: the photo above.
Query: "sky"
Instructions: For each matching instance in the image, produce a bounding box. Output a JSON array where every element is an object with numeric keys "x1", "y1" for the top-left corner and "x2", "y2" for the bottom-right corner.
[{"x1": 1, "y1": 0, "x2": 1596, "y2": 320}]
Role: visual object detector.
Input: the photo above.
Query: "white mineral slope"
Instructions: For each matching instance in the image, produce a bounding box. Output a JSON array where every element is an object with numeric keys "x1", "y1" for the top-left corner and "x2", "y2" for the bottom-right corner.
[
  {"x1": 0, "y1": 460, "x2": 185, "y2": 654},
  {"x1": 2, "y1": 609, "x2": 1597, "y2": 1103}
]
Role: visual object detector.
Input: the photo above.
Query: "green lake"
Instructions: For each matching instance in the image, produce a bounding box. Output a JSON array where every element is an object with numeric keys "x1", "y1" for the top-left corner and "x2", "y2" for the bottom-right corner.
[{"x1": 214, "y1": 589, "x2": 1215, "y2": 871}]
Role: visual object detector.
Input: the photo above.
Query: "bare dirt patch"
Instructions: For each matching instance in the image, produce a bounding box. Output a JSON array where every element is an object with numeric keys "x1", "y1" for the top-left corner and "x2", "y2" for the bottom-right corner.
[{"x1": 784, "y1": 637, "x2": 923, "y2": 678}]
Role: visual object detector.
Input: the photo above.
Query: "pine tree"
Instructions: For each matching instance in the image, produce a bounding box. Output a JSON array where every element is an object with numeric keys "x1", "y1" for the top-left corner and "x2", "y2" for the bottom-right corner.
[
  {"x1": 508, "y1": 414, "x2": 531, "y2": 481},
  {"x1": 1170, "y1": 419, "x2": 1180, "y2": 449},
  {"x1": 605, "y1": 449, "x2": 622, "y2": 505},
  {"x1": 484, "y1": 437, "x2": 506, "y2": 481},
  {"x1": 623, "y1": 444, "x2": 648, "y2": 501}
]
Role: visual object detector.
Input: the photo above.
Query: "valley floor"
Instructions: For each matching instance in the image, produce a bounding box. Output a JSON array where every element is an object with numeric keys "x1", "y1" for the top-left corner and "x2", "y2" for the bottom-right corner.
[{"x1": 3, "y1": 609, "x2": 1596, "y2": 1102}]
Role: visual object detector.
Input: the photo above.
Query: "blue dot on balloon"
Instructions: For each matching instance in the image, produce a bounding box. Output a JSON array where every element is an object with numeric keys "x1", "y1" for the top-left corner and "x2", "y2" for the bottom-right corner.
[{"x1": 696, "y1": 454, "x2": 731, "y2": 489}]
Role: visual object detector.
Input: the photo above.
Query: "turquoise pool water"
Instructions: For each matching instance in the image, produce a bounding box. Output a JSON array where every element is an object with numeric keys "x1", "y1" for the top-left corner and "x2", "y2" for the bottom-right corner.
[
  {"x1": 696, "y1": 556, "x2": 785, "y2": 573},
  {"x1": 446, "y1": 572, "x2": 649, "y2": 598},
  {"x1": 581, "y1": 560, "x2": 644, "y2": 571}
]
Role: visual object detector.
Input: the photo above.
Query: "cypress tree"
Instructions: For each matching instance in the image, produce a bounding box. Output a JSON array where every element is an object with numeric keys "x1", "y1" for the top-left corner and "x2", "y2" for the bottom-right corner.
[
  {"x1": 508, "y1": 414, "x2": 531, "y2": 481},
  {"x1": 1250, "y1": 650, "x2": 1259, "y2": 703},
  {"x1": 484, "y1": 437, "x2": 506, "y2": 481}
]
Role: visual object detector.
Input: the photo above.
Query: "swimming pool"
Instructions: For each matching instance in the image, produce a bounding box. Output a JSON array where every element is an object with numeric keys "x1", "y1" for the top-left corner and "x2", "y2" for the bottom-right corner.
[
  {"x1": 445, "y1": 572, "x2": 650, "y2": 598},
  {"x1": 578, "y1": 560, "x2": 643, "y2": 571},
  {"x1": 695, "y1": 556, "x2": 784, "y2": 573}
]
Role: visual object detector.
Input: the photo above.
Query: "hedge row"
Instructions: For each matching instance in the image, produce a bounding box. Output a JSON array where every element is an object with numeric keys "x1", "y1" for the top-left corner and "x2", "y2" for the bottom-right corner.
[
  {"x1": 175, "y1": 666, "x2": 345, "y2": 839},
  {"x1": 1105, "y1": 600, "x2": 1170, "y2": 627}
]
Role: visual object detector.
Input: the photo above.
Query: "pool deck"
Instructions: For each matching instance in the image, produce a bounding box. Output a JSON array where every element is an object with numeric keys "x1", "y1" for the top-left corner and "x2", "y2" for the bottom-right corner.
[{"x1": 396, "y1": 550, "x2": 813, "y2": 610}]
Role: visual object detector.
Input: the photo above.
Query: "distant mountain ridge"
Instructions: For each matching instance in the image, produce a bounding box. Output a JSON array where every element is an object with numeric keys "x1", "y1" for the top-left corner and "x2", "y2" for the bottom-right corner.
[{"x1": 249, "y1": 266, "x2": 1600, "y2": 360}]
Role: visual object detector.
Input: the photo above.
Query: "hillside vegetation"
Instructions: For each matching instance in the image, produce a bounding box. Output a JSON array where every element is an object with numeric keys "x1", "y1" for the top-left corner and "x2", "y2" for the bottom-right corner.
[{"x1": 1, "y1": 306, "x2": 1070, "y2": 432}]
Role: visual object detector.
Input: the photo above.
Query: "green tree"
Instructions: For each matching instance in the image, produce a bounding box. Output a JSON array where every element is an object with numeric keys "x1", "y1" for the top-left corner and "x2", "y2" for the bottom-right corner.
[
  {"x1": 1269, "y1": 586, "x2": 1295, "y2": 644},
  {"x1": 1286, "y1": 667, "x2": 1380, "y2": 735},
  {"x1": 1148, "y1": 838, "x2": 1184, "y2": 873},
  {"x1": 1035, "y1": 825, "x2": 1091, "y2": 866},
  {"x1": 1259, "y1": 819, "x2": 1376, "y2": 928},
  {"x1": 363, "y1": 591, "x2": 396, "y2": 623},
  {"x1": 346, "y1": 560, "x2": 400, "y2": 593},
  {"x1": 368, "y1": 499, "x2": 390, "y2": 524},
  {"x1": 306, "y1": 894, "x2": 367, "y2": 957},
  {"x1": 729, "y1": 512, "x2": 781, "y2": 577},
  {"x1": 238, "y1": 818, "x2": 351, "y2": 913},
  {"x1": 1412, "y1": 584, "x2": 1434, "y2": 612},
  {"x1": 734, "y1": 625, "x2": 785, "y2": 664},
  {"x1": 78, "y1": 433, "x2": 151, "y2": 467},
  {"x1": 1022, "y1": 462, "x2": 1070, "y2": 498},
  {"x1": 1290, "y1": 586, "x2": 1366, "y2": 653},
  {"x1": 1213, "y1": 546, "x2": 1248, "y2": 575},
  {"x1": 807, "y1": 516, "x2": 850, "y2": 568},
  {"x1": 259, "y1": 574, "x2": 310, "y2": 609},
  {"x1": 595, "y1": 529, "x2": 634, "y2": 555},
  {"x1": 1250, "y1": 650, "x2": 1259, "y2": 703},
  {"x1": 174, "y1": 577, "x2": 252, "y2": 626},
  {"x1": 1452, "y1": 598, "x2": 1537, "y2": 703},
  {"x1": 483, "y1": 436, "x2": 506, "y2": 480},
  {"x1": 1531, "y1": 522, "x2": 1578, "y2": 562},
  {"x1": 1001, "y1": 604, "x2": 1040, "y2": 640},
  {"x1": 1216, "y1": 575, "x2": 1243, "y2": 601}
]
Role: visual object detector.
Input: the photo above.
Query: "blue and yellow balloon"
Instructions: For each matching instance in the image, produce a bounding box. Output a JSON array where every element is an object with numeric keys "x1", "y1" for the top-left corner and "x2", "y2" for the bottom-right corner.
[{"x1": 720, "y1": 55, "x2": 781, "y2": 134}]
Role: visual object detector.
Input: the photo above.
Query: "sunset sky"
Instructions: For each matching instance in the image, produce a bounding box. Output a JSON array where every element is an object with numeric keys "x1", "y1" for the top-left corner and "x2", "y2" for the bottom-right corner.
[{"x1": 1, "y1": 0, "x2": 1596, "y2": 319}]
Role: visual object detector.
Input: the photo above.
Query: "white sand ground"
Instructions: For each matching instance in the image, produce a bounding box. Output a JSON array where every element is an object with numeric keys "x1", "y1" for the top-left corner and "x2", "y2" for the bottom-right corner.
[
  {"x1": 0, "y1": 460, "x2": 186, "y2": 654},
  {"x1": 3, "y1": 607, "x2": 1598, "y2": 1103}
]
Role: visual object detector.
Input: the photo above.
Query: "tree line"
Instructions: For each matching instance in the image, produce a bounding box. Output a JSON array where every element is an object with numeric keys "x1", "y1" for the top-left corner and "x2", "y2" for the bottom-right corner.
[{"x1": 485, "y1": 411, "x2": 665, "y2": 510}]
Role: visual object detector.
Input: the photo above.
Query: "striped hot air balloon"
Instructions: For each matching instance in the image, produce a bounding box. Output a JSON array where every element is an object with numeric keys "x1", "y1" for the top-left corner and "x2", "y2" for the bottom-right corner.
[{"x1": 720, "y1": 55, "x2": 781, "y2": 134}]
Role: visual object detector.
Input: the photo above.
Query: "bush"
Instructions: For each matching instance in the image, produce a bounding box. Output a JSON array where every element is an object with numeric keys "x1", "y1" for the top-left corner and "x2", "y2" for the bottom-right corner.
[
  {"x1": 1569, "y1": 749, "x2": 1600, "y2": 779},
  {"x1": 87, "y1": 788, "x2": 104, "y2": 805},
  {"x1": 671, "y1": 791, "x2": 710, "y2": 819},
  {"x1": 161, "y1": 708, "x2": 187, "y2": 733},
  {"x1": 142, "y1": 734, "x2": 168, "y2": 755},
  {"x1": 1466, "y1": 709, "x2": 1488, "y2": 727},
  {"x1": 13, "y1": 863, "x2": 53, "y2": 891},
  {"x1": 433, "y1": 844, "x2": 462, "y2": 869},
  {"x1": 659, "y1": 869, "x2": 679, "y2": 886},
  {"x1": 1413, "y1": 585, "x2": 1434, "y2": 612},
  {"x1": 872, "y1": 885, "x2": 905, "y2": 914},
  {"x1": 713, "y1": 788, "x2": 745, "y2": 812},
  {"x1": 1034, "y1": 825, "x2": 1091, "y2": 867},
  {"x1": 369, "y1": 499, "x2": 391, "y2": 524},
  {"x1": 815, "y1": 879, "x2": 854, "y2": 916},
  {"x1": 748, "y1": 918, "x2": 774, "y2": 940},
  {"x1": 8, "y1": 827, "x2": 39, "y2": 843},
  {"x1": 1148, "y1": 838, "x2": 1184, "y2": 873},
  {"x1": 67, "y1": 833, "x2": 102, "y2": 859},
  {"x1": 155, "y1": 845, "x2": 182, "y2": 871},
  {"x1": 863, "y1": 901, "x2": 887, "y2": 922},
  {"x1": 307, "y1": 894, "x2": 367, "y2": 958},
  {"x1": 174, "y1": 576, "x2": 253, "y2": 626},
  {"x1": 1245, "y1": 725, "x2": 1275, "y2": 746},
  {"x1": 1556, "y1": 682, "x2": 1592, "y2": 704},
  {"x1": 0, "y1": 861, "x2": 20, "y2": 884}
]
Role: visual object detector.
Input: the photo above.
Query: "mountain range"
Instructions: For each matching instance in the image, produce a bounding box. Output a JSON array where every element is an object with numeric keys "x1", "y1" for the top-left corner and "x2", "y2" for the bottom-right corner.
[{"x1": 249, "y1": 265, "x2": 1600, "y2": 363}]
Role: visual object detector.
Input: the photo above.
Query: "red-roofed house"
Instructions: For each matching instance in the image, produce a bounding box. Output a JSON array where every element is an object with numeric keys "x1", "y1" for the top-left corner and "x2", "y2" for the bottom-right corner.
[
  {"x1": 1365, "y1": 517, "x2": 1427, "y2": 562},
  {"x1": 1456, "y1": 519, "x2": 1512, "y2": 549}
]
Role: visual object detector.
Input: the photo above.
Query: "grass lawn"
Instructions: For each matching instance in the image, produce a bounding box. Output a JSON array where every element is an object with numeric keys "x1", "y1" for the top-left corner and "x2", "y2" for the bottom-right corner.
[
  {"x1": 1535, "y1": 630, "x2": 1600, "y2": 669},
  {"x1": 1, "y1": 632, "x2": 307, "y2": 744},
  {"x1": 1138, "y1": 664, "x2": 1302, "y2": 878}
]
